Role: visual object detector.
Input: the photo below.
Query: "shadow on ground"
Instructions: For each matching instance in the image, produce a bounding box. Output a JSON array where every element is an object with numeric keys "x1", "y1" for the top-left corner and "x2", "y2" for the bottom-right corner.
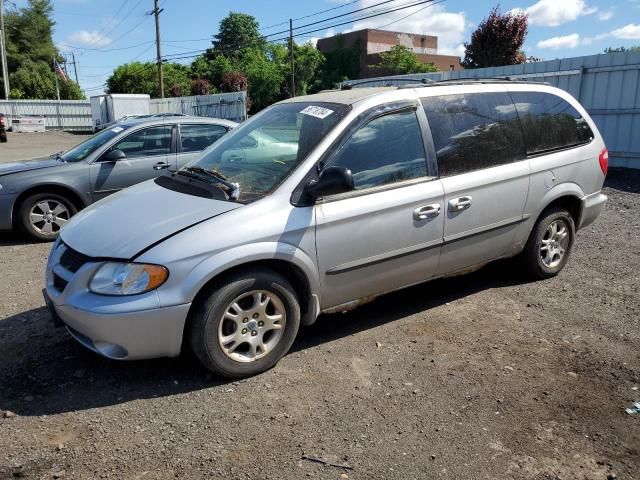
[
  {"x1": 606, "y1": 167, "x2": 640, "y2": 194},
  {"x1": 0, "y1": 259, "x2": 533, "y2": 417}
]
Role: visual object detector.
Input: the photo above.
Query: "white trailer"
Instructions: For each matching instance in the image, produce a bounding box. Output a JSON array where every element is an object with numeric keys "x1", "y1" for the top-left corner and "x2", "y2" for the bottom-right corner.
[{"x1": 90, "y1": 94, "x2": 150, "y2": 131}]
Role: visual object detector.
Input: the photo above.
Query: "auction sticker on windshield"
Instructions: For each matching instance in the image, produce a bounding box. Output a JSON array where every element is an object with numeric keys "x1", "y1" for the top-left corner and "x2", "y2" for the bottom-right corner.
[{"x1": 300, "y1": 105, "x2": 334, "y2": 119}]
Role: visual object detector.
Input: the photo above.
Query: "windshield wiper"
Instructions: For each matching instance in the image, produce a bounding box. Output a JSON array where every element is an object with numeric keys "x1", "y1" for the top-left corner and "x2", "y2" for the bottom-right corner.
[
  {"x1": 177, "y1": 166, "x2": 240, "y2": 201},
  {"x1": 50, "y1": 151, "x2": 65, "y2": 162}
]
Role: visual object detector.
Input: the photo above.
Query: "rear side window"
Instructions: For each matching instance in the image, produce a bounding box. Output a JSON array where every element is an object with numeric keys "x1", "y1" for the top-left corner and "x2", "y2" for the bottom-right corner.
[
  {"x1": 180, "y1": 124, "x2": 228, "y2": 153},
  {"x1": 111, "y1": 126, "x2": 172, "y2": 158},
  {"x1": 327, "y1": 109, "x2": 427, "y2": 190},
  {"x1": 510, "y1": 92, "x2": 594, "y2": 155},
  {"x1": 421, "y1": 92, "x2": 526, "y2": 177}
]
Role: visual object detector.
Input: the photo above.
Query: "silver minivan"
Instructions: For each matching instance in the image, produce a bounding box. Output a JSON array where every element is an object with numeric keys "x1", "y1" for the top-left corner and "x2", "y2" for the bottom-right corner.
[{"x1": 43, "y1": 80, "x2": 608, "y2": 378}]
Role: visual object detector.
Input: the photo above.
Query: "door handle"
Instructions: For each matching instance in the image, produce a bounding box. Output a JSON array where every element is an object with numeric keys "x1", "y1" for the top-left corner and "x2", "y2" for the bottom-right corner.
[
  {"x1": 413, "y1": 203, "x2": 441, "y2": 221},
  {"x1": 153, "y1": 162, "x2": 170, "y2": 170},
  {"x1": 449, "y1": 196, "x2": 472, "y2": 212}
]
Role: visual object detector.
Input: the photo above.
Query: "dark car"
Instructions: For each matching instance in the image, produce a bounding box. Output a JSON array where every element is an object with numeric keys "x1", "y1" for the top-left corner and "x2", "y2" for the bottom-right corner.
[
  {"x1": 0, "y1": 116, "x2": 237, "y2": 240},
  {"x1": 0, "y1": 113, "x2": 7, "y2": 143}
]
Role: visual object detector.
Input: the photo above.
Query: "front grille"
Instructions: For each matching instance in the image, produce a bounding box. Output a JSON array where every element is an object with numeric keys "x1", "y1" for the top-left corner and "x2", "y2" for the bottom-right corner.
[
  {"x1": 59, "y1": 245, "x2": 92, "y2": 273},
  {"x1": 53, "y1": 274, "x2": 68, "y2": 292}
]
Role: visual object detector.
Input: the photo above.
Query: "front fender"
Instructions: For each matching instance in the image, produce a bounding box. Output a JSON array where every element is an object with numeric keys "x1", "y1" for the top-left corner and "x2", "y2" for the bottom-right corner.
[{"x1": 157, "y1": 241, "x2": 320, "y2": 308}]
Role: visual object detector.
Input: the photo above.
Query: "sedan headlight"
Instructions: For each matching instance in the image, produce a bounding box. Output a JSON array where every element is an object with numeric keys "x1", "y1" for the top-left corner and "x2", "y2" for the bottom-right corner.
[{"x1": 90, "y1": 262, "x2": 169, "y2": 296}]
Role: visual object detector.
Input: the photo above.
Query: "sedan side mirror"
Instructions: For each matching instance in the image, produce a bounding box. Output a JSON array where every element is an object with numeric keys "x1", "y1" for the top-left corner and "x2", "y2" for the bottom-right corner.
[
  {"x1": 305, "y1": 166, "x2": 355, "y2": 200},
  {"x1": 102, "y1": 149, "x2": 126, "y2": 162}
]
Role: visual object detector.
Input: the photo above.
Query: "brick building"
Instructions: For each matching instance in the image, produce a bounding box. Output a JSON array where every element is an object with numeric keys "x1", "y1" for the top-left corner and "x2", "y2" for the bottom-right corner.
[{"x1": 317, "y1": 28, "x2": 463, "y2": 78}]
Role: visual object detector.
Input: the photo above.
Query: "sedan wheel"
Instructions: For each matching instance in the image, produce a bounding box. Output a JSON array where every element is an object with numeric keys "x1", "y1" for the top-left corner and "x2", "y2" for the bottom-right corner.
[
  {"x1": 29, "y1": 199, "x2": 71, "y2": 236},
  {"x1": 19, "y1": 193, "x2": 77, "y2": 241}
]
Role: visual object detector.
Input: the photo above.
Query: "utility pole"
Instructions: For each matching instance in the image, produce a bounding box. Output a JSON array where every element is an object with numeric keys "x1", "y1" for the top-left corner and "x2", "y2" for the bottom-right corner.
[
  {"x1": 152, "y1": 0, "x2": 164, "y2": 98},
  {"x1": 289, "y1": 19, "x2": 295, "y2": 98},
  {"x1": 0, "y1": 0, "x2": 10, "y2": 100},
  {"x1": 71, "y1": 51, "x2": 79, "y2": 84}
]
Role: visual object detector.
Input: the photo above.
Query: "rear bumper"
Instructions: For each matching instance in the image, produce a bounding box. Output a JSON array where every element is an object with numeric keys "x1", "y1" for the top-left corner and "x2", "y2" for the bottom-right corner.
[
  {"x1": 45, "y1": 288, "x2": 190, "y2": 360},
  {"x1": 579, "y1": 191, "x2": 607, "y2": 230}
]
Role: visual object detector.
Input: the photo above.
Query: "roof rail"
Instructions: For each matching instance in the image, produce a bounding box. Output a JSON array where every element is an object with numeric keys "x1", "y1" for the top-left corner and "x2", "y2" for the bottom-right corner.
[
  {"x1": 418, "y1": 76, "x2": 550, "y2": 86},
  {"x1": 341, "y1": 77, "x2": 434, "y2": 90}
]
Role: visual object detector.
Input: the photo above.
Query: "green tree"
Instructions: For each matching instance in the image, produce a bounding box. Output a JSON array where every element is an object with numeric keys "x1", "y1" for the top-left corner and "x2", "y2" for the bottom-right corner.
[
  {"x1": 319, "y1": 35, "x2": 361, "y2": 89},
  {"x1": 287, "y1": 42, "x2": 325, "y2": 96},
  {"x1": 4, "y1": 0, "x2": 57, "y2": 72},
  {"x1": 213, "y1": 12, "x2": 265, "y2": 58},
  {"x1": 604, "y1": 46, "x2": 640, "y2": 53},
  {"x1": 462, "y1": 6, "x2": 528, "y2": 68},
  {"x1": 1, "y1": 0, "x2": 83, "y2": 99},
  {"x1": 372, "y1": 45, "x2": 438, "y2": 75},
  {"x1": 8, "y1": 60, "x2": 83, "y2": 100},
  {"x1": 238, "y1": 46, "x2": 285, "y2": 112},
  {"x1": 190, "y1": 53, "x2": 232, "y2": 91},
  {"x1": 106, "y1": 62, "x2": 191, "y2": 98}
]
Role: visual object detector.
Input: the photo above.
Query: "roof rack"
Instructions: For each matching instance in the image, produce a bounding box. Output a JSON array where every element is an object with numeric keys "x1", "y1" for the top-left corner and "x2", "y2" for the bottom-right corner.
[
  {"x1": 341, "y1": 76, "x2": 548, "y2": 90},
  {"x1": 341, "y1": 78, "x2": 433, "y2": 90},
  {"x1": 418, "y1": 77, "x2": 550, "y2": 87}
]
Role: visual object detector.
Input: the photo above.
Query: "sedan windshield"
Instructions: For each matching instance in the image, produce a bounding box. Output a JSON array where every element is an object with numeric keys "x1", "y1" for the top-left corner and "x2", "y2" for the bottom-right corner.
[
  {"x1": 61, "y1": 125, "x2": 133, "y2": 162},
  {"x1": 186, "y1": 102, "x2": 350, "y2": 202}
]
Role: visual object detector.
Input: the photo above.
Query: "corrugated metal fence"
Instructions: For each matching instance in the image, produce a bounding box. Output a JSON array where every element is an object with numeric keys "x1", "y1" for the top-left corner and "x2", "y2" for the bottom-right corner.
[
  {"x1": 343, "y1": 52, "x2": 640, "y2": 169},
  {"x1": 0, "y1": 91, "x2": 247, "y2": 132},
  {"x1": 0, "y1": 99, "x2": 92, "y2": 131},
  {"x1": 149, "y1": 92, "x2": 247, "y2": 122}
]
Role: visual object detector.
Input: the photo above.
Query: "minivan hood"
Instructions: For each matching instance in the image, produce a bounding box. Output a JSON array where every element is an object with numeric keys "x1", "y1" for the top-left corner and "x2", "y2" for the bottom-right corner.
[
  {"x1": 0, "y1": 157, "x2": 65, "y2": 176},
  {"x1": 60, "y1": 180, "x2": 241, "y2": 258}
]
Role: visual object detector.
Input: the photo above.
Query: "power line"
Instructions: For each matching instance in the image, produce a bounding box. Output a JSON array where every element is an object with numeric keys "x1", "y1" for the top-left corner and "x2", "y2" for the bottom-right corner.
[
  {"x1": 160, "y1": 0, "x2": 441, "y2": 62},
  {"x1": 260, "y1": 0, "x2": 360, "y2": 30},
  {"x1": 57, "y1": 40, "x2": 155, "y2": 53},
  {"x1": 80, "y1": 0, "x2": 129, "y2": 49},
  {"x1": 377, "y1": 0, "x2": 445, "y2": 29}
]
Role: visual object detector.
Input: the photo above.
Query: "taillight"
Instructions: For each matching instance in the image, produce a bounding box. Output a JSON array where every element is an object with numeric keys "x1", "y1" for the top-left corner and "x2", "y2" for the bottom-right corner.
[
  {"x1": 0, "y1": 117, "x2": 4, "y2": 127},
  {"x1": 598, "y1": 148, "x2": 608, "y2": 176}
]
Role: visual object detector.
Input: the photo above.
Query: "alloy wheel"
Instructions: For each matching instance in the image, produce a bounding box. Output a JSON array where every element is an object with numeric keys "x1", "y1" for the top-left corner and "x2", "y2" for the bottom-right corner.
[{"x1": 217, "y1": 290, "x2": 286, "y2": 363}]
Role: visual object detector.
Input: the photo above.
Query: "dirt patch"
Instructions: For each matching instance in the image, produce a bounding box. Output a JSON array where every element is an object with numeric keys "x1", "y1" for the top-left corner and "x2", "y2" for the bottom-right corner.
[{"x1": 0, "y1": 169, "x2": 638, "y2": 479}]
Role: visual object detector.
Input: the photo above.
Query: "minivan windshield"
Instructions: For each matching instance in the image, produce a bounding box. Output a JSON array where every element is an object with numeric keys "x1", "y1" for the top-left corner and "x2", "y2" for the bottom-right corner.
[
  {"x1": 60, "y1": 124, "x2": 133, "y2": 162},
  {"x1": 185, "y1": 101, "x2": 350, "y2": 202}
]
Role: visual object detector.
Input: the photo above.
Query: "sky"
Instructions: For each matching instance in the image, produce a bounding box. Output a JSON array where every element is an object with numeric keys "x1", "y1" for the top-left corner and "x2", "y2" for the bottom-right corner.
[{"x1": 11, "y1": 0, "x2": 640, "y2": 94}]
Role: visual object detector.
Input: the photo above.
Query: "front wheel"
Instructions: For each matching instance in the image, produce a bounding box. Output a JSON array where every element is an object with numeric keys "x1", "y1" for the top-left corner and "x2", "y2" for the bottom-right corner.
[
  {"x1": 18, "y1": 193, "x2": 77, "y2": 241},
  {"x1": 189, "y1": 269, "x2": 301, "y2": 378},
  {"x1": 521, "y1": 206, "x2": 575, "y2": 279}
]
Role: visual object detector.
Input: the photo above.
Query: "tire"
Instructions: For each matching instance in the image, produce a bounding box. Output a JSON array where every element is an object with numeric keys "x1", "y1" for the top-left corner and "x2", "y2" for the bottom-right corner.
[
  {"x1": 18, "y1": 193, "x2": 77, "y2": 241},
  {"x1": 0, "y1": 130, "x2": 7, "y2": 143},
  {"x1": 189, "y1": 269, "x2": 301, "y2": 378},
  {"x1": 521, "y1": 206, "x2": 575, "y2": 279}
]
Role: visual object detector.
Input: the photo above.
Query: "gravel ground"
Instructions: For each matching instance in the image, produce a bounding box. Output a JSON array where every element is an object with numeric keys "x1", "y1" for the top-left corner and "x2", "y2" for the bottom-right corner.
[
  {"x1": 0, "y1": 131, "x2": 90, "y2": 163},
  {"x1": 0, "y1": 169, "x2": 638, "y2": 480}
]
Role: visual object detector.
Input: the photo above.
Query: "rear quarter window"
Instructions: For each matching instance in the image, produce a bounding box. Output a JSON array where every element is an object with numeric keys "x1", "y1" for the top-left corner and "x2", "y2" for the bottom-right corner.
[
  {"x1": 509, "y1": 91, "x2": 594, "y2": 155},
  {"x1": 421, "y1": 92, "x2": 526, "y2": 177}
]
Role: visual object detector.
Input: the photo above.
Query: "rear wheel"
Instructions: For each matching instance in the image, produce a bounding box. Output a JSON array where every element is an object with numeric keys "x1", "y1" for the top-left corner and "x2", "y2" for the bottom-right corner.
[
  {"x1": 189, "y1": 269, "x2": 301, "y2": 378},
  {"x1": 18, "y1": 193, "x2": 77, "y2": 241},
  {"x1": 521, "y1": 206, "x2": 575, "y2": 279}
]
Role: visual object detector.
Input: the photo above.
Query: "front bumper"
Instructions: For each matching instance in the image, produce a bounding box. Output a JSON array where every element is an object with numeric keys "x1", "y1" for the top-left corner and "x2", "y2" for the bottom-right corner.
[
  {"x1": 44, "y1": 242, "x2": 191, "y2": 360},
  {"x1": 579, "y1": 191, "x2": 607, "y2": 230},
  {"x1": 0, "y1": 193, "x2": 17, "y2": 231},
  {"x1": 46, "y1": 294, "x2": 190, "y2": 360}
]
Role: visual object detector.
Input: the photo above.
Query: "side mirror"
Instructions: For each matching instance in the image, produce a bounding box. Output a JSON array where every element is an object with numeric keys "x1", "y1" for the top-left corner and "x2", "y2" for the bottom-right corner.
[
  {"x1": 102, "y1": 149, "x2": 126, "y2": 162},
  {"x1": 305, "y1": 166, "x2": 354, "y2": 199}
]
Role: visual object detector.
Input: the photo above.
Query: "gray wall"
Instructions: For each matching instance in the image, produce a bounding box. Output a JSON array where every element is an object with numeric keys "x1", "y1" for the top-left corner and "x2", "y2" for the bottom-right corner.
[
  {"x1": 0, "y1": 91, "x2": 248, "y2": 132},
  {"x1": 343, "y1": 52, "x2": 640, "y2": 169}
]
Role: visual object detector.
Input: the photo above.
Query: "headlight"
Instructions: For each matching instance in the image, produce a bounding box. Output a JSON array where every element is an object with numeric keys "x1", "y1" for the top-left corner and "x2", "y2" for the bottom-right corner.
[{"x1": 89, "y1": 262, "x2": 169, "y2": 296}]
